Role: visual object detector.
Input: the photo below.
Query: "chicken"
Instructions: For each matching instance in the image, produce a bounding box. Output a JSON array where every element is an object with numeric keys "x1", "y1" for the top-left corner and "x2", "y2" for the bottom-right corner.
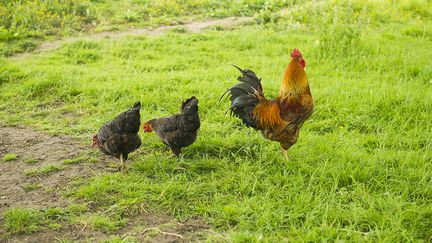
[
  {"x1": 93, "y1": 101, "x2": 142, "y2": 172},
  {"x1": 142, "y1": 96, "x2": 200, "y2": 156},
  {"x1": 221, "y1": 48, "x2": 313, "y2": 160}
]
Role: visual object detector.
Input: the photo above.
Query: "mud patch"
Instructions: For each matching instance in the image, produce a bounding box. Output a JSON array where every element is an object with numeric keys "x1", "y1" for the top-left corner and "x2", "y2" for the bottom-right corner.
[{"x1": 0, "y1": 126, "x2": 208, "y2": 242}]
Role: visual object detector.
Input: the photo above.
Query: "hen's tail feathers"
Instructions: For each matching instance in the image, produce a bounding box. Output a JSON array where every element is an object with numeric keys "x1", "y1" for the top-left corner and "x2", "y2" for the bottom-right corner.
[
  {"x1": 179, "y1": 96, "x2": 200, "y2": 131},
  {"x1": 181, "y1": 96, "x2": 197, "y2": 110},
  {"x1": 114, "y1": 101, "x2": 141, "y2": 134},
  {"x1": 220, "y1": 65, "x2": 266, "y2": 128},
  {"x1": 131, "y1": 101, "x2": 141, "y2": 111}
]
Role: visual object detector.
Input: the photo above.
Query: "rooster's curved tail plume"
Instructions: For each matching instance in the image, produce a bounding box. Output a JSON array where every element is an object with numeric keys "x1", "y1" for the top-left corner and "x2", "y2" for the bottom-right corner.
[{"x1": 221, "y1": 65, "x2": 266, "y2": 128}]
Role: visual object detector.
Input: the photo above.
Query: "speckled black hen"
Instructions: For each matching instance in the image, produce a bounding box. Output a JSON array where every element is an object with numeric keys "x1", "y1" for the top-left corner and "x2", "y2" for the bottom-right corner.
[
  {"x1": 93, "y1": 101, "x2": 142, "y2": 172},
  {"x1": 142, "y1": 96, "x2": 200, "y2": 156}
]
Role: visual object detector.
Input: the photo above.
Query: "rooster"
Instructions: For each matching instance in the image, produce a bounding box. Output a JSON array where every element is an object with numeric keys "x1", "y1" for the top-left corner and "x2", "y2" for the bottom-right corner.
[
  {"x1": 222, "y1": 48, "x2": 313, "y2": 160},
  {"x1": 93, "y1": 101, "x2": 142, "y2": 172},
  {"x1": 142, "y1": 96, "x2": 200, "y2": 156}
]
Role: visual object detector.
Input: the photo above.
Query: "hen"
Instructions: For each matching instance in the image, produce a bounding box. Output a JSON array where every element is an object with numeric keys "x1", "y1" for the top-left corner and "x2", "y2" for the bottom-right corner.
[
  {"x1": 222, "y1": 48, "x2": 313, "y2": 160},
  {"x1": 93, "y1": 101, "x2": 142, "y2": 172},
  {"x1": 142, "y1": 96, "x2": 200, "y2": 156}
]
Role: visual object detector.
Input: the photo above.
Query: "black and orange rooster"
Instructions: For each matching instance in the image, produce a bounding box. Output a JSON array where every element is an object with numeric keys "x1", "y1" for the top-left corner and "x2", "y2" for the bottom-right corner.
[
  {"x1": 93, "y1": 101, "x2": 142, "y2": 172},
  {"x1": 222, "y1": 49, "x2": 313, "y2": 160},
  {"x1": 142, "y1": 96, "x2": 200, "y2": 156}
]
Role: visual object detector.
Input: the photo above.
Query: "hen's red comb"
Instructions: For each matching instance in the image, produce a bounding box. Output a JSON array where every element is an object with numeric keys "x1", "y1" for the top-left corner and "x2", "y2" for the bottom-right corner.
[{"x1": 291, "y1": 48, "x2": 302, "y2": 58}]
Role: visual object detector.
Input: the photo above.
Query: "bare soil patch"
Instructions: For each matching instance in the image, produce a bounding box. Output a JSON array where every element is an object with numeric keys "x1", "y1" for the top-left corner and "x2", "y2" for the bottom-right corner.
[
  {"x1": 0, "y1": 126, "x2": 208, "y2": 242},
  {"x1": 0, "y1": 126, "x2": 99, "y2": 214},
  {"x1": 8, "y1": 213, "x2": 207, "y2": 242}
]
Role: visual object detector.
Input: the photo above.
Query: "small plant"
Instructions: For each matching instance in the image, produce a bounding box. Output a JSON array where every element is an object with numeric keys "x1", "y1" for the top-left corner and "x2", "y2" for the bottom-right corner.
[
  {"x1": 170, "y1": 27, "x2": 187, "y2": 33},
  {"x1": 2, "y1": 153, "x2": 18, "y2": 162},
  {"x1": 64, "y1": 155, "x2": 98, "y2": 165},
  {"x1": 25, "y1": 165, "x2": 64, "y2": 177},
  {"x1": 24, "y1": 157, "x2": 38, "y2": 164},
  {"x1": 63, "y1": 156, "x2": 86, "y2": 165},
  {"x1": 124, "y1": 9, "x2": 139, "y2": 23},
  {"x1": 75, "y1": 213, "x2": 126, "y2": 232},
  {"x1": 211, "y1": 25, "x2": 225, "y2": 31},
  {"x1": 22, "y1": 183, "x2": 42, "y2": 191},
  {"x1": 3, "y1": 208, "x2": 44, "y2": 234},
  {"x1": 3, "y1": 206, "x2": 85, "y2": 235}
]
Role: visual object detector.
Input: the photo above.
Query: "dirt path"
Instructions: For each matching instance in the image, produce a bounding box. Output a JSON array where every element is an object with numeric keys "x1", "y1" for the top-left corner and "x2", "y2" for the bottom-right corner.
[
  {"x1": 0, "y1": 126, "x2": 207, "y2": 242},
  {"x1": 10, "y1": 16, "x2": 253, "y2": 60}
]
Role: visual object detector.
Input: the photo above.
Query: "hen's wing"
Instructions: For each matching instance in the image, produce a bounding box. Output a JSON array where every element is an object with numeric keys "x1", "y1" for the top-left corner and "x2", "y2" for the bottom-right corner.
[
  {"x1": 96, "y1": 102, "x2": 141, "y2": 157},
  {"x1": 152, "y1": 115, "x2": 180, "y2": 145},
  {"x1": 108, "y1": 101, "x2": 141, "y2": 134},
  {"x1": 102, "y1": 133, "x2": 141, "y2": 159}
]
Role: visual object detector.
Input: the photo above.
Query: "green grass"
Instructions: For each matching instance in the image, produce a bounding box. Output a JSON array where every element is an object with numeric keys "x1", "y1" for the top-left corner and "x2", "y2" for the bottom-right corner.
[
  {"x1": 103, "y1": 235, "x2": 138, "y2": 243},
  {"x1": 24, "y1": 165, "x2": 64, "y2": 177},
  {"x1": 3, "y1": 208, "x2": 45, "y2": 234},
  {"x1": 22, "y1": 183, "x2": 43, "y2": 191},
  {"x1": 1, "y1": 0, "x2": 432, "y2": 241},
  {"x1": 2, "y1": 153, "x2": 17, "y2": 162},
  {"x1": 63, "y1": 155, "x2": 97, "y2": 165},
  {"x1": 24, "y1": 157, "x2": 39, "y2": 165},
  {"x1": 3, "y1": 205, "x2": 88, "y2": 235},
  {"x1": 74, "y1": 213, "x2": 127, "y2": 232}
]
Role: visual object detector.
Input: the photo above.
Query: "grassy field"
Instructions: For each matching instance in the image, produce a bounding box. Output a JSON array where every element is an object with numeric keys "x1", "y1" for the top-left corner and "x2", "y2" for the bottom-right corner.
[{"x1": 1, "y1": 0, "x2": 432, "y2": 241}]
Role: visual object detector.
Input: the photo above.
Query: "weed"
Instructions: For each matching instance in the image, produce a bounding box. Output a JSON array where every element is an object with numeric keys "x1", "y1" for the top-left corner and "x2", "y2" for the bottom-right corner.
[
  {"x1": 3, "y1": 205, "x2": 89, "y2": 235},
  {"x1": 24, "y1": 157, "x2": 39, "y2": 164},
  {"x1": 3, "y1": 208, "x2": 44, "y2": 234},
  {"x1": 63, "y1": 155, "x2": 97, "y2": 165},
  {"x1": 74, "y1": 213, "x2": 127, "y2": 232},
  {"x1": 2, "y1": 153, "x2": 17, "y2": 162},
  {"x1": 22, "y1": 183, "x2": 42, "y2": 191},
  {"x1": 25, "y1": 165, "x2": 64, "y2": 177}
]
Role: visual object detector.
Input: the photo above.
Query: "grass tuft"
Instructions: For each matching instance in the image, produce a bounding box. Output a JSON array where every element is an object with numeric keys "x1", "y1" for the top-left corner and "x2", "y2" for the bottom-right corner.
[
  {"x1": 74, "y1": 213, "x2": 127, "y2": 232},
  {"x1": 24, "y1": 165, "x2": 64, "y2": 177},
  {"x1": 22, "y1": 183, "x2": 42, "y2": 191},
  {"x1": 3, "y1": 208, "x2": 44, "y2": 234},
  {"x1": 3, "y1": 205, "x2": 89, "y2": 235},
  {"x1": 24, "y1": 157, "x2": 38, "y2": 165},
  {"x1": 63, "y1": 156, "x2": 97, "y2": 165},
  {"x1": 2, "y1": 153, "x2": 17, "y2": 162}
]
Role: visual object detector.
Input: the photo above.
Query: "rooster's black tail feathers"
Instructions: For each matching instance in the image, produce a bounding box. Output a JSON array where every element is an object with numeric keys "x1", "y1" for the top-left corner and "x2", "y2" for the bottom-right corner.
[{"x1": 220, "y1": 65, "x2": 265, "y2": 128}]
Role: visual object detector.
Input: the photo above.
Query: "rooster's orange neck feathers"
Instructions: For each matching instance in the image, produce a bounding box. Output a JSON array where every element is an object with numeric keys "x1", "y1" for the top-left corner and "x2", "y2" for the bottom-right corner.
[
  {"x1": 278, "y1": 59, "x2": 309, "y2": 101},
  {"x1": 252, "y1": 55, "x2": 311, "y2": 130}
]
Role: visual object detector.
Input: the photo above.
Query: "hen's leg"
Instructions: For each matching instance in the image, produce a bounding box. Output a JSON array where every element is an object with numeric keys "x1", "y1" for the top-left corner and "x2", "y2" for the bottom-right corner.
[
  {"x1": 170, "y1": 146, "x2": 181, "y2": 158},
  {"x1": 281, "y1": 147, "x2": 288, "y2": 160}
]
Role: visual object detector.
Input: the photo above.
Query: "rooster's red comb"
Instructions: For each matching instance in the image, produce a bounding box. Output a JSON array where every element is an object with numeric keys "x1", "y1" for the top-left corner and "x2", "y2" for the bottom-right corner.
[{"x1": 291, "y1": 48, "x2": 302, "y2": 59}]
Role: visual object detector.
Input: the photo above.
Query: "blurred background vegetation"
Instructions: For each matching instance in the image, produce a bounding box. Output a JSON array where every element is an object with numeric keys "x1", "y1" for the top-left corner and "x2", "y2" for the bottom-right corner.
[
  {"x1": 0, "y1": 0, "x2": 292, "y2": 56},
  {"x1": 1, "y1": 0, "x2": 430, "y2": 56}
]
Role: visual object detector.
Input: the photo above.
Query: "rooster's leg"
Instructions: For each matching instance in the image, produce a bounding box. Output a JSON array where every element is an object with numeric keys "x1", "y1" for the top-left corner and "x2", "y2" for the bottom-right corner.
[
  {"x1": 281, "y1": 148, "x2": 288, "y2": 160},
  {"x1": 120, "y1": 154, "x2": 125, "y2": 173}
]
